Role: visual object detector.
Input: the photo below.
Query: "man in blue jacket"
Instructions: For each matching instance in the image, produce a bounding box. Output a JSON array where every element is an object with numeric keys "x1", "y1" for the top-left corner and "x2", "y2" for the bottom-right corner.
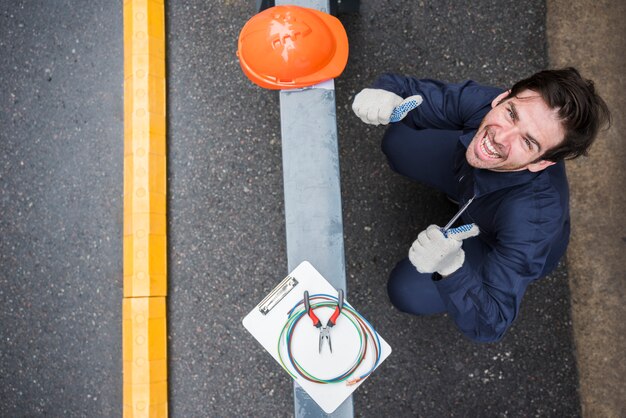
[{"x1": 352, "y1": 68, "x2": 610, "y2": 342}]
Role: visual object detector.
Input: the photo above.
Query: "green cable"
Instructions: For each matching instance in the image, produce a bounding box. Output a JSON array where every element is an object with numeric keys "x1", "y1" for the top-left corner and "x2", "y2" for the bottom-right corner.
[{"x1": 277, "y1": 296, "x2": 380, "y2": 384}]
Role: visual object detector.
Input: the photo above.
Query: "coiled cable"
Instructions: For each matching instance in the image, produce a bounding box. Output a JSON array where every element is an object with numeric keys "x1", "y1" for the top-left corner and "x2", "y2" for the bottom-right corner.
[{"x1": 277, "y1": 293, "x2": 382, "y2": 385}]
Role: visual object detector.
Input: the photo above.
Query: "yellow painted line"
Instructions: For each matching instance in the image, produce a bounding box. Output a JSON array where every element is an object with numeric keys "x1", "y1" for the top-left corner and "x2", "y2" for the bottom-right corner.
[
  {"x1": 123, "y1": 0, "x2": 167, "y2": 416},
  {"x1": 123, "y1": 297, "x2": 168, "y2": 416}
]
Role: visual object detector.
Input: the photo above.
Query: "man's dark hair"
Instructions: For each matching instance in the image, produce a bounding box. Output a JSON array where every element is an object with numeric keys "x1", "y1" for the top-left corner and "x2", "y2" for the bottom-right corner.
[{"x1": 506, "y1": 67, "x2": 611, "y2": 162}]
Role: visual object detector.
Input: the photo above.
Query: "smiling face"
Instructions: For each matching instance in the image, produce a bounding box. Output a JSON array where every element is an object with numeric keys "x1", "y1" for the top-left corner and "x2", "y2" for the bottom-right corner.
[{"x1": 465, "y1": 90, "x2": 566, "y2": 172}]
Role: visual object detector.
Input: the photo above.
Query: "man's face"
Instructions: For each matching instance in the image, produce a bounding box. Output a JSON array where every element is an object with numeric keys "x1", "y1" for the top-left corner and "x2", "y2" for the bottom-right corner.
[{"x1": 465, "y1": 89, "x2": 565, "y2": 172}]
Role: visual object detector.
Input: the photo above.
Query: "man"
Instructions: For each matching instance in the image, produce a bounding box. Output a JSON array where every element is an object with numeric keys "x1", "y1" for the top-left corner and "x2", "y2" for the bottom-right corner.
[{"x1": 352, "y1": 68, "x2": 610, "y2": 343}]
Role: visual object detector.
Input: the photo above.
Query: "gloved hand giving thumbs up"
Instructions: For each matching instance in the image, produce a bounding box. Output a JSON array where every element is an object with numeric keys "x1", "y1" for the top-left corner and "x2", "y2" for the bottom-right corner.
[
  {"x1": 352, "y1": 88, "x2": 423, "y2": 126},
  {"x1": 408, "y1": 224, "x2": 480, "y2": 277}
]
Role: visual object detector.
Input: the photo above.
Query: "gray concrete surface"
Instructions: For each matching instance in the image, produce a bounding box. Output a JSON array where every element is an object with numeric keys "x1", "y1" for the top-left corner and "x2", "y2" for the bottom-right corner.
[
  {"x1": 0, "y1": 2, "x2": 123, "y2": 416},
  {"x1": 2, "y1": 0, "x2": 618, "y2": 416},
  {"x1": 547, "y1": 1, "x2": 626, "y2": 417}
]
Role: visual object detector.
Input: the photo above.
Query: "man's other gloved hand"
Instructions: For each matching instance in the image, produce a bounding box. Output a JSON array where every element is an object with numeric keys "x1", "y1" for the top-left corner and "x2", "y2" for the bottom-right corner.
[
  {"x1": 352, "y1": 88, "x2": 423, "y2": 126},
  {"x1": 408, "y1": 224, "x2": 480, "y2": 277},
  {"x1": 352, "y1": 88, "x2": 402, "y2": 125}
]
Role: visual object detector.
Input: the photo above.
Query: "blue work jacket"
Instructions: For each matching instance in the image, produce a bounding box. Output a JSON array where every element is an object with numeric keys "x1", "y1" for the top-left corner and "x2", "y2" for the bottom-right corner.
[{"x1": 374, "y1": 74, "x2": 570, "y2": 342}]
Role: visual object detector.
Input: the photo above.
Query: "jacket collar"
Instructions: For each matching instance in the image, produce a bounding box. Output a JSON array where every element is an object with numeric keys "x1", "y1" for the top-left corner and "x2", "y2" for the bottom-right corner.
[{"x1": 458, "y1": 131, "x2": 541, "y2": 197}]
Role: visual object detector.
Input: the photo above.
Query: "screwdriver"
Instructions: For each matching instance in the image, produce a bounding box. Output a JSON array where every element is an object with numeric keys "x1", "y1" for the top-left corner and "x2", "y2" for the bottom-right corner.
[{"x1": 441, "y1": 196, "x2": 475, "y2": 236}]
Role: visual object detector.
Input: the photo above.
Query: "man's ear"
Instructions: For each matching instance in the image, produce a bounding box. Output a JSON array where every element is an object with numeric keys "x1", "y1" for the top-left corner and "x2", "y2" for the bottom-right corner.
[
  {"x1": 527, "y1": 159, "x2": 556, "y2": 172},
  {"x1": 492, "y1": 90, "x2": 511, "y2": 108}
]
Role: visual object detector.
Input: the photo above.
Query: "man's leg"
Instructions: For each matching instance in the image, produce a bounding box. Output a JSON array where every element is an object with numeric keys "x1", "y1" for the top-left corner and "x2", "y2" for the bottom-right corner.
[
  {"x1": 381, "y1": 122, "x2": 462, "y2": 199},
  {"x1": 383, "y1": 123, "x2": 461, "y2": 315},
  {"x1": 387, "y1": 258, "x2": 447, "y2": 315}
]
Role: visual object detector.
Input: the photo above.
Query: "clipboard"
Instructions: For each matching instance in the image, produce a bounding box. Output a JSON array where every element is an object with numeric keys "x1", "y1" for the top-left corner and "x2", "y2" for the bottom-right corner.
[{"x1": 242, "y1": 261, "x2": 392, "y2": 413}]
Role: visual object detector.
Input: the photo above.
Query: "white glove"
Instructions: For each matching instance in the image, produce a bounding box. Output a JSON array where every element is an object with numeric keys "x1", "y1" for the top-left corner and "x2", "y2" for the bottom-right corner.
[
  {"x1": 352, "y1": 88, "x2": 423, "y2": 126},
  {"x1": 408, "y1": 224, "x2": 480, "y2": 277}
]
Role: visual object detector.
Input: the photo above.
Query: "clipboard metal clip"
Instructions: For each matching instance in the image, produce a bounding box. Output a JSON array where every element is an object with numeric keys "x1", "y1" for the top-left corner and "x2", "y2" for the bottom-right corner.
[{"x1": 258, "y1": 275, "x2": 299, "y2": 315}]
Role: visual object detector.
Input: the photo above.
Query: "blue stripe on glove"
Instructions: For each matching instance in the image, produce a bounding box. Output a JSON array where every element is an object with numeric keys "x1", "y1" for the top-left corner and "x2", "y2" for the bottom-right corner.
[
  {"x1": 390, "y1": 95, "x2": 423, "y2": 122},
  {"x1": 443, "y1": 223, "x2": 480, "y2": 240}
]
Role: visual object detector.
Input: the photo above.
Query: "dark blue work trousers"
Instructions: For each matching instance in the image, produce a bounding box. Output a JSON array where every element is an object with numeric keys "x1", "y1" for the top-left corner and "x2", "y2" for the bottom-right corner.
[{"x1": 382, "y1": 121, "x2": 472, "y2": 316}]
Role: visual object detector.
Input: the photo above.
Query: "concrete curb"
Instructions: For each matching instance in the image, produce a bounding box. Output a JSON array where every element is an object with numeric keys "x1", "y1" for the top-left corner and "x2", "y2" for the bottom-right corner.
[
  {"x1": 547, "y1": 1, "x2": 626, "y2": 416},
  {"x1": 123, "y1": 0, "x2": 169, "y2": 415}
]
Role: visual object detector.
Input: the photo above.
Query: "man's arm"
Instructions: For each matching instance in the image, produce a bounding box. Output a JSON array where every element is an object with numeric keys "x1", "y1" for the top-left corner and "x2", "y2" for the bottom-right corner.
[
  {"x1": 371, "y1": 74, "x2": 503, "y2": 131},
  {"x1": 432, "y1": 194, "x2": 563, "y2": 343},
  {"x1": 409, "y1": 189, "x2": 564, "y2": 343}
]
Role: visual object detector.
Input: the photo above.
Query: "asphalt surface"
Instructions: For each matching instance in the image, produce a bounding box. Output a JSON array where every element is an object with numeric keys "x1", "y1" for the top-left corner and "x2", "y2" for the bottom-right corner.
[
  {"x1": 1, "y1": 1, "x2": 581, "y2": 417},
  {"x1": 1, "y1": 2, "x2": 123, "y2": 416}
]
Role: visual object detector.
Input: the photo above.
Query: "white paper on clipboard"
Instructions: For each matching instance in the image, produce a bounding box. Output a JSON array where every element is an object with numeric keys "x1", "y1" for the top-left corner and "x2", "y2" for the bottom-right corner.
[{"x1": 242, "y1": 261, "x2": 392, "y2": 414}]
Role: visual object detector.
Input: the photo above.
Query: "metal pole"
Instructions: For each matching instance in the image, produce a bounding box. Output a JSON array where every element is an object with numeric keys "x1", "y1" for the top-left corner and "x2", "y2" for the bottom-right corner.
[{"x1": 276, "y1": 2, "x2": 353, "y2": 416}]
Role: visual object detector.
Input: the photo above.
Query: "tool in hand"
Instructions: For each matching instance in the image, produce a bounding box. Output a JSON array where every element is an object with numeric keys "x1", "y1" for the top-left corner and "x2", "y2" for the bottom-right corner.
[
  {"x1": 304, "y1": 289, "x2": 344, "y2": 353},
  {"x1": 441, "y1": 196, "x2": 475, "y2": 237}
]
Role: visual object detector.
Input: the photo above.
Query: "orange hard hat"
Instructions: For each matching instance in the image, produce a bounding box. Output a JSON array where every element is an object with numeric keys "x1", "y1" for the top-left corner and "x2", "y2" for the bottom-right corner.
[{"x1": 237, "y1": 5, "x2": 349, "y2": 90}]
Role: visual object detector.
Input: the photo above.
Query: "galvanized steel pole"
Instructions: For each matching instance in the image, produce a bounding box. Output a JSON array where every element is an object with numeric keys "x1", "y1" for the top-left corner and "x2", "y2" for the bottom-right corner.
[{"x1": 275, "y1": 0, "x2": 353, "y2": 415}]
